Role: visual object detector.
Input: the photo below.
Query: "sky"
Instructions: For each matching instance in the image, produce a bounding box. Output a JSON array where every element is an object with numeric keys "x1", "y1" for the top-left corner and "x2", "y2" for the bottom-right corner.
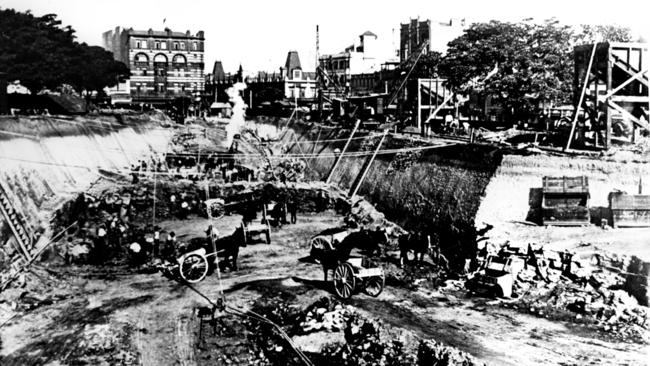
[{"x1": 2, "y1": 0, "x2": 649, "y2": 74}]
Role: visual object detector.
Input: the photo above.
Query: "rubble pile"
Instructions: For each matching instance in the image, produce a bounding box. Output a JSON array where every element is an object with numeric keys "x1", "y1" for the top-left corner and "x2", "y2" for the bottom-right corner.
[
  {"x1": 299, "y1": 299, "x2": 351, "y2": 333},
  {"x1": 385, "y1": 264, "x2": 445, "y2": 290},
  {"x1": 217, "y1": 296, "x2": 483, "y2": 366},
  {"x1": 490, "y1": 247, "x2": 650, "y2": 343},
  {"x1": 346, "y1": 199, "x2": 406, "y2": 239}
]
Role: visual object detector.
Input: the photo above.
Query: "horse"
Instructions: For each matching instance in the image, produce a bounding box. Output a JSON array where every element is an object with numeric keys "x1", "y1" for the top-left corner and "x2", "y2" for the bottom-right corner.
[
  {"x1": 398, "y1": 232, "x2": 448, "y2": 270},
  {"x1": 320, "y1": 228, "x2": 387, "y2": 282},
  {"x1": 398, "y1": 232, "x2": 429, "y2": 267},
  {"x1": 339, "y1": 228, "x2": 387, "y2": 257},
  {"x1": 182, "y1": 228, "x2": 244, "y2": 271}
]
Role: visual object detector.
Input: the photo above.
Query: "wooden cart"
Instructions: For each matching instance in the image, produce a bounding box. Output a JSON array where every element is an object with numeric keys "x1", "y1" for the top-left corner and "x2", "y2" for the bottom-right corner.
[
  {"x1": 241, "y1": 221, "x2": 271, "y2": 244},
  {"x1": 332, "y1": 257, "x2": 385, "y2": 299}
]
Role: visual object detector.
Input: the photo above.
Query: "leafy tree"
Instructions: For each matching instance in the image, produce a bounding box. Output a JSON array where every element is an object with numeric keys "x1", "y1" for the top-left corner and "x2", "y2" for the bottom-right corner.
[
  {"x1": 439, "y1": 19, "x2": 575, "y2": 121},
  {"x1": 0, "y1": 8, "x2": 128, "y2": 94},
  {"x1": 576, "y1": 24, "x2": 633, "y2": 44}
]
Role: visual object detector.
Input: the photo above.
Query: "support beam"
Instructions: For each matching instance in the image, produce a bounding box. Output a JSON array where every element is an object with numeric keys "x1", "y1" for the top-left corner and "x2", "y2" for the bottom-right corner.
[
  {"x1": 597, "y1": 67, "x2": 649, "y2": 102},
  {"x1": 424, "y1": 93, "x2": 455, "y2": 125},
  {"x1": 611, "y1": 56, "x2": 650, "y2": 88},
  {"x1": 325, "y1": 119, "x2": 360, "y2": 184},
  {"x1": 567, "y1": 43, "x2": 598, "y2": 150},
  {"x1": 608, "y1": 100, "x2": 650, "y2": 131},
  {"x1": 349, "y1": 129, "x2": 389, "y2": 199}
]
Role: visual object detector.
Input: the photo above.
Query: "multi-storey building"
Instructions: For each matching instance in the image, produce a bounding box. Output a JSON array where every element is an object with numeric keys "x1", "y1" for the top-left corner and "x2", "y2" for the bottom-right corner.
[
  {"x1": 205, "y1": 51, "x2": 317, "y2": 110},
  {"x1": 400, "y1": 18, "x2": 466, "y2": 60},
  {"x1": 318, "y1": 31, "x2": 383, "y2": 89},
  {"x1": 102, "y1": 27, "x2": 205, "y2": 104}
]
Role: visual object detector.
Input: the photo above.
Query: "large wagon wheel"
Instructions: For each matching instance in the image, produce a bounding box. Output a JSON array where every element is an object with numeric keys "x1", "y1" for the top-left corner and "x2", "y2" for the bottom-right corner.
[
  {"x1": 364, "y1": 273, "x2": 385, "y2": 297},
  {"x1": 310, "y1": 236, "x2": 333, "y2": 260},
  {"x1": 180, "y1": 253, "x2": 209, "y2": 283},
  {"x1": 333, "y1": 263, "x2": 356, "y2": 299}
]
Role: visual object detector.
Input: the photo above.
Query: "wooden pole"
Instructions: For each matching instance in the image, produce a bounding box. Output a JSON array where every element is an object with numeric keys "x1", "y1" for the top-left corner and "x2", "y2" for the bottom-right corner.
[
  {"x1": 349, "y1": 129, "x2": 389, "y2": 198},
  {"x1": 566, "y1": 43, "x2": 598, "y2": 151},
  {"x1": 325, "y1": 119, "x2": 360, "y2": 183},
  {"x1": 417, "y1": 78, "x2": 422, "y2": 133}
]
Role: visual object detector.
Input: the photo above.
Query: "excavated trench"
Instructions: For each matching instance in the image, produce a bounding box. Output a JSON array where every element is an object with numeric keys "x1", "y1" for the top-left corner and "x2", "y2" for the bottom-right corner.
[
  {"x1": 0, "y1": 112, "x2": 173, "y2": 271},
  {"x1": 277, "y1": 120, "x2": 504, "y2": 267}
]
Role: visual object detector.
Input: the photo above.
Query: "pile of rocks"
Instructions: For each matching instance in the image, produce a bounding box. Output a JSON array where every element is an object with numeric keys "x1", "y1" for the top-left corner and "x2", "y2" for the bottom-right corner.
[
  {"x1": 502, "y1": 248, "x2": 650, "y2": 343},
  {"x1": 299, "y1": 299, "x2": 353, "y2": 333}
]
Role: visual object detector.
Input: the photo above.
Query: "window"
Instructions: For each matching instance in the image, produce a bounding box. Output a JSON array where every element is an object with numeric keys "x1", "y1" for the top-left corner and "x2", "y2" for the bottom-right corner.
[
  {"x1": 292, "y1": 69, "x2": 302, "y2": 80},
  {"x1": 172, "y1": 54, "x2": 187, "y2": 64},
  {"x1": 141, "y1": 41, "x2": 147, "y2": 49},
  {"x1": 135, "y1": 41, "x2": 141, "y2": 48},
  {"x1": 192, "y1": 42, "x2": 197, "y2": 51},
  {"x1": 180, "y1": 42, "x2": 185, "y2": 50},
  {"x1": 155, "y1": 41, "x2": 160, "y2": 49},
  {"x1": 142, "y1": 69, "x2": 147, "y2": 76},
  {"x1": 161, "y1": 42, "x2": 167, "y2": 50},
  {"x1": 173, "y1": 42, "x2": 179, "y2": 50}
]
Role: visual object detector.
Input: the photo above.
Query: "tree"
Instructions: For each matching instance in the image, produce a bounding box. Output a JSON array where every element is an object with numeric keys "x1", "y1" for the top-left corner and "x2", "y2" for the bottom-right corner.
[
  {"x1": 0, "y1": 8, "x2": 128, "y2": 94},
  {"x1": 439, "y1": 19, "x2": 575, "y2": 121},
  {"x1": 576, "y1": 24, "x2": 634, "y2": 44}
]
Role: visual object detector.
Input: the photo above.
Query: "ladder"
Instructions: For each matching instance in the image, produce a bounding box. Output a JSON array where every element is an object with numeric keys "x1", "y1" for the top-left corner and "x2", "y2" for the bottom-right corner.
[{"x1": 0, "y1": 181, "x2": 34, "y2": 261}]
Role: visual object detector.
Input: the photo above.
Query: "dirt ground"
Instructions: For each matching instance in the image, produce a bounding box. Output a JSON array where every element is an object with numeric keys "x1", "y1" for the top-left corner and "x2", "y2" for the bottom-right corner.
[{"x1": 1, "y1": 210, "x2": 648, "y2": 366}]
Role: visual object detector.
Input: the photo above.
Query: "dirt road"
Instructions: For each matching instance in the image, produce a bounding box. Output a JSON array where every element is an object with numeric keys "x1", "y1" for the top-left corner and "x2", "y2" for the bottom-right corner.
[{"x1": 1, "y1": 211, "x2": 648, "y2": 365}]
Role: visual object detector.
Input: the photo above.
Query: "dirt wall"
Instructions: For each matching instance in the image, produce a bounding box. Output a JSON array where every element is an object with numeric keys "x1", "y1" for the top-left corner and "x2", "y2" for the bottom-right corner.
[
  {"x1": 282, "y1": 121, "x2": 503, "y2": 265},
  {"x1": 475, "y1": 153, "x2": 650, "y2": 243},
  {"x1": 0, "y1": 113, "x2": 174, "y2": 261}
]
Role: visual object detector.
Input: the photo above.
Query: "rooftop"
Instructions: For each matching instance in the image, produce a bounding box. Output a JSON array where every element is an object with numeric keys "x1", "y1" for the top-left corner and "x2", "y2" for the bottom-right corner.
[{"x1": 126, "y1": 28, "x2": 204, "y2": 39}]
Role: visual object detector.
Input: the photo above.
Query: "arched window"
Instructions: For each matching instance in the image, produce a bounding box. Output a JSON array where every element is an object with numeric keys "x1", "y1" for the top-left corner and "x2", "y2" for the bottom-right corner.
[
  {"x1": 153, "y1": 53, "x2": 168, "y2": 64},
  {"x1": 172, "y1": 54, "x2": 187, "y2": 65},
  {"x1": 134, "y1": 53, "x2": 149, "y2": 66}
]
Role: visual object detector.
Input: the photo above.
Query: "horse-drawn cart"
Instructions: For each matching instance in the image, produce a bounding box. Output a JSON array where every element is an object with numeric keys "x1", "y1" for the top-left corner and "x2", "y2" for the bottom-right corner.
[
  {"x1": 333, "y1": 257, "x2": 385, "y2": 299},
  {"x1": 241, "y1": 220, "x2": 271, "y2": 244},
  {"x1": 309, "y1": 228, "x2": 385, "y2": 299}
]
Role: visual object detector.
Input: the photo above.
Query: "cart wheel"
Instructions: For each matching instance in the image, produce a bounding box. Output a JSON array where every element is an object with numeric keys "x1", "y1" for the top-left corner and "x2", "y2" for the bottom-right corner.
[
  {"x1": 333, "y1": 263, "x2": 356, "y2": 299},
  {"x1": 180, "y1": 253, "x2": 209, "y2": 283},
  {"x1": 364, "y1": 274, "x2": 385, "y2": 297},
  {"x1": 310, "y1": 236, "x2": 333, "y2": 259}
]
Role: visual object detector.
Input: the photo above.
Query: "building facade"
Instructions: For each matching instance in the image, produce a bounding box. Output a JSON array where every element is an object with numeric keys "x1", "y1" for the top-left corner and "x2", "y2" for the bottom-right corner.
[
  {"x1": 102, "y1": 27, "x2": 205, "y2": 104},
  {"x1": 205, "y1": 51, "x2": 317, "y2": 110},
  {"x1": 400, "y1": 18, "x2": 466, "y2": 60},
  {"x1": 318, "y1": 31, "x2": 383, "y2": 88}
]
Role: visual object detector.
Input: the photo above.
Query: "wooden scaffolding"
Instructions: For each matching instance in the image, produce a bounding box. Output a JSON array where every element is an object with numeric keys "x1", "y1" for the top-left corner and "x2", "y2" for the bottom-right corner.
[{"x1": 572, "y1": 42, "x2": 649, "y2": 149}]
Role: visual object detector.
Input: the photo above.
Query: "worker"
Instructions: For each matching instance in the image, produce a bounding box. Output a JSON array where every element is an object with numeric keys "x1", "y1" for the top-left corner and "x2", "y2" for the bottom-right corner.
[
  {"x1": 205, "y1": 224, "x2": 220, "y2": 243},
  {"x1": 287, "y1": 198, "x2": 298, "y2": 224},
  {"x1": 166, "y1": 231, "x2": 177, "y2": 258},
  {"x1": 169, "y1": 194, "x2": 177, "y2": 216},
  {"x1": 180, "y1": 200, "x2": 189, "y2": 219},
  {"x1": 153, "y1": 226, "x2": 161, "y2": 257}
]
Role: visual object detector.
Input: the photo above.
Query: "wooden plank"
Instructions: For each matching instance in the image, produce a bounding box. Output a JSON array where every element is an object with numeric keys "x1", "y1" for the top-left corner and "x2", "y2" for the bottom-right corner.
[
  {"x1": 610, "y1": 95, "x2": 650, "y2": 103},
  {"x1": 608, "y1": 100, "x2": 650, "y2": 131},
  {"x1": 611, "y1": 56, "x2": 650, "y2": 88},
  {"x1": 349, "y1": 129, "x2": 389, "y2": 198},
  {"x1": 325, "y1": 119, "x2": 361, "y2": 184}
]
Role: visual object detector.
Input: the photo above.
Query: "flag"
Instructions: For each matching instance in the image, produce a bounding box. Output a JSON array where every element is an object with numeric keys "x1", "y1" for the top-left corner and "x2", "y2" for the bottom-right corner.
[{"x1": 163, "y1": 18, "x2": 166, "y2": 24}]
